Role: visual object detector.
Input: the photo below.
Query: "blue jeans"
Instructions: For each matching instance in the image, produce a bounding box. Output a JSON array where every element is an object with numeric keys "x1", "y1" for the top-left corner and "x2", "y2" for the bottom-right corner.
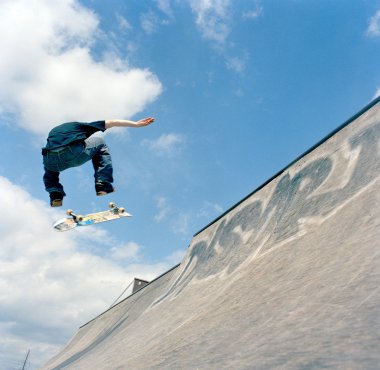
[{"x1": 43, "y1": 135, "x2": 113, "y2": 195}]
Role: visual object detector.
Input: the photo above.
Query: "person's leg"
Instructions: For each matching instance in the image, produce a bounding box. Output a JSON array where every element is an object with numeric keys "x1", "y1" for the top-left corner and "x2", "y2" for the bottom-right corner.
[
  {"x1": 43, "y1": 167, "x2": 66, "y2": 206},
  {"x1": 83, "y1": 135, "x2": 114, "y2": 194},
  {"x1": 42, "y1": 143, "x2": 84, "y2": 206}
]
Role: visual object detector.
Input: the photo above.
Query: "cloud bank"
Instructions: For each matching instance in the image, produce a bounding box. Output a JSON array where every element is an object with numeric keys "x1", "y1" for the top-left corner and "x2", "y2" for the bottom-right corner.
[
  {"x1": 367, "y1": 10, "x2": 380, "y2": 37},
  {"x1": 0, "y1": 175, "x2": 180, "y2": 368},
  {"x1": 0, "y1": 0, "x2": 162, "y2": 137}
]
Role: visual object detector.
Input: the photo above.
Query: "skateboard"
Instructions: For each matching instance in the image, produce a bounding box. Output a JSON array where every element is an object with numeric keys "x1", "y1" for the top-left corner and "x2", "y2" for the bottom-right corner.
[{"x1": 53, "y1": 202, "x2": 132, "y2": 231}]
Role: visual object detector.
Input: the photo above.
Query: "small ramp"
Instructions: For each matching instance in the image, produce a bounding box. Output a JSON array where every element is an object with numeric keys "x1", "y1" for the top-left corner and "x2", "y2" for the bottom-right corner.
[{"x1": 41, "y1": 98, "x2": 380, "y2": 370}]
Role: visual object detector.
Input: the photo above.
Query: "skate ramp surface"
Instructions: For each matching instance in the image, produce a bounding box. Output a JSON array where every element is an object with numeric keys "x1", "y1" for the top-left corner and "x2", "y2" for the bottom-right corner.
[{"x1": 41, "y1": 99, "x2": 380, "y2": 370}]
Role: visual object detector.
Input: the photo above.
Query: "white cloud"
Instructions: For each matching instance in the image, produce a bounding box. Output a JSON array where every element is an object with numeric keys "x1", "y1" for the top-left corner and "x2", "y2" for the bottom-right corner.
[
  {"x1": 140, "y1": 1, "x2": 174, "y2": 35},
  {"x1": 226, "y1": 55, "x2": 247, "y2": 73},
  {"x1": 0, "y1": 0, "x2": 162, "y2": 137},
  {"x1": 117, "y1": 14, "x2": 132, "y2": 31},
  {"x1": 142, "y1": 133, "x2": 185, "y2": 157},
  {"x1": 367, "y1": 10, "x2": 380, "y2": 37},
  {"x1": 242, "y1": 4, "x2": 263, "y2": 20},
  {"x1": 165, "y1": 249, "x2": 187, "y2": 265},
  {"x1": 189, "y1": 0, "x2": 232, "y2": 45},
  {"x1": 197, "y1": 201, "x2": 223, "y2": 218},
  {"x1": 156, "y1": 0, "x2": 175, "y2": 19},
  {"x1": 153, "y1": 196, "x2": 223, "y2": 238},
  {"x1": 154, "y1": 196, "x2": 171, "y2": 222},
  {"x1": 172, "y1": 201, "x2": 223, "y2": 236},
  {"x1": 153, "y1": 196, "x2": 188, "y2": 234},
  {"x1": 110, "y1": 241, "x2": 141, "y2": 261},
  {"x1": 0, "y1": 175, "x2": 175, "y2": 369},
  {"x1": 140, "y1": 11, "x2": 160, "y2": 34},
  {"x1": 173, "y1": 212, "x2": 191, "y2": 235},
  {"x1": 188, "y1": 0, "x2": 259, "y2": 74}
]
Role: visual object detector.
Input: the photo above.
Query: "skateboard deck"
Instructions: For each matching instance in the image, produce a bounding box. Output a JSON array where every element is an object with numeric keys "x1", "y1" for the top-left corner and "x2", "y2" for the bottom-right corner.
[{"x1": 53, "y1": 202, "x2": 132, "y2": 231}]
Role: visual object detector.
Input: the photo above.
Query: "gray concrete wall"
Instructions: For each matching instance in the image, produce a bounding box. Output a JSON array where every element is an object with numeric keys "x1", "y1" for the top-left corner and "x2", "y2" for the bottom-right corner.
[{"x1": 41, "y1": 99, "x2": 380, "y2": 370}]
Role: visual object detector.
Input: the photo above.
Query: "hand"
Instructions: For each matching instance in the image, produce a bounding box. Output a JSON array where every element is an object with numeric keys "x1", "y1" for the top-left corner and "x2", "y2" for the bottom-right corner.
[{"x1": 136, "y1": 117, "x2": 155, "y2": 127}]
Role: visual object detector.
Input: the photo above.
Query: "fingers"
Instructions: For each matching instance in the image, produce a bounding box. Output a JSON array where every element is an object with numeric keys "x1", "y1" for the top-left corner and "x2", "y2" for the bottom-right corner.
[{"x1": 141, "y1": 117, "x2": 155, "y2": 125}]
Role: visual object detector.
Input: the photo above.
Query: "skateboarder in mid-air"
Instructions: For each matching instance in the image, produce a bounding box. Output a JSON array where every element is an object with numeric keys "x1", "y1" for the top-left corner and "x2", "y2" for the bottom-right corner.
[{"x1": 42, "y1": 117, "x2": 155, "y2": 207}]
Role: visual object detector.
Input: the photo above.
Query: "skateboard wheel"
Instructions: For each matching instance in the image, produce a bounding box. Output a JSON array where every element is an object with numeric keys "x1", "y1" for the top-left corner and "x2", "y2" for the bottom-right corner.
[
  {"x1": 119, "y1": 207, "x2": 125, "y2": 213},
  {"x1": 77, "y1": 215, "x2": 84, "y2": 222},
  {"x1": 109, "y1": 202, "x2": 115, "y2": 208},
  {"x1": 66, "y1": 209, "x2": 73, "y2": 216}
]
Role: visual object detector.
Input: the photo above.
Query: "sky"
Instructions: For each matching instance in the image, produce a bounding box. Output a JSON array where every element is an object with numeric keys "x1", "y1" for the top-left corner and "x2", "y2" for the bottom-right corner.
[{"x1": 1, "y1": 0, "x2": 380, "y2": 368}]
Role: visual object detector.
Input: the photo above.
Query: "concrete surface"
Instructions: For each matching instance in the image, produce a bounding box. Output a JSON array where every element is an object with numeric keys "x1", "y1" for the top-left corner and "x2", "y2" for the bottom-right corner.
[{"x1": 41, "y1": 98, "x2": 380, "y2": 370}]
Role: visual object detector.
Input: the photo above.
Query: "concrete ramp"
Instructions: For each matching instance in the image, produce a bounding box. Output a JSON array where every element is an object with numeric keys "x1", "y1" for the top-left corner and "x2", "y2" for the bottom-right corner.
[{"x1": 41, "y1": 99, "x2": 380, "y2": 370}]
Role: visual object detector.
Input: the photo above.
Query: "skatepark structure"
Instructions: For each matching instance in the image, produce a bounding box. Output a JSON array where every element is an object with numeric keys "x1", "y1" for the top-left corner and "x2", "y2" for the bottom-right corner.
[{"x1": 41, "y1": 98, "x2": 380, "y2": 369}]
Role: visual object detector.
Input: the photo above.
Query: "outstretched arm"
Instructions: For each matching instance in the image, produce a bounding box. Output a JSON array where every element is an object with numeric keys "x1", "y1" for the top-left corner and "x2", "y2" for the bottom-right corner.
[{"x1": 105, "y1": 117, "x2": 155, "y2": 129}]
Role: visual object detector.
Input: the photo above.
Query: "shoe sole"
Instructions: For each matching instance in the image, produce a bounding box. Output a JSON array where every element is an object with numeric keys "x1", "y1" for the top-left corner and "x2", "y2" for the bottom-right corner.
[
  {"x1": 96, "y1": 189, "x2": 116, "y2": 196},
  {"x1": 51, "y1": 199, "x2": 63, "y2": 207}
]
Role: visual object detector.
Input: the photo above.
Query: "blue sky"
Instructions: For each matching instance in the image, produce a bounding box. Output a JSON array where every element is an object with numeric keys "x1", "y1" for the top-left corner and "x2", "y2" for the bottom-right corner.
[{"x1": 1, "y1": 0, "x2": 380, "y2": 368}]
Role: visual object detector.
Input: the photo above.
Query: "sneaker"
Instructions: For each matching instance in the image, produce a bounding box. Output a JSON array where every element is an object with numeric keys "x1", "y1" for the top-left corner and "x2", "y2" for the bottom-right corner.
[
  {"x1": 50, "y1": 191, "x2": 63, "y2": 207},
  {"x1": 96, "y1": 182, "x2": 115, "y2": 196}
]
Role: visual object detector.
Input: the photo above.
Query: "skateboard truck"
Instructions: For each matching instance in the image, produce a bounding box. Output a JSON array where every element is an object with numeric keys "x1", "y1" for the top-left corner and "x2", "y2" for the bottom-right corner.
[
  {"x1": 66, "y1": 209, "x2": 84, "y2": 222},
  {"x1": 109, "y1": 202, "x2": 126, "y2": 214}
]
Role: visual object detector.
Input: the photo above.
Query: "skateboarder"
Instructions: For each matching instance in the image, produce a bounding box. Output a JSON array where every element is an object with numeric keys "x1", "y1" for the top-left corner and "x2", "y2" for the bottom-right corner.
[{"x1": 42, "y1": 117, "x2": 155, "y2": 207}]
